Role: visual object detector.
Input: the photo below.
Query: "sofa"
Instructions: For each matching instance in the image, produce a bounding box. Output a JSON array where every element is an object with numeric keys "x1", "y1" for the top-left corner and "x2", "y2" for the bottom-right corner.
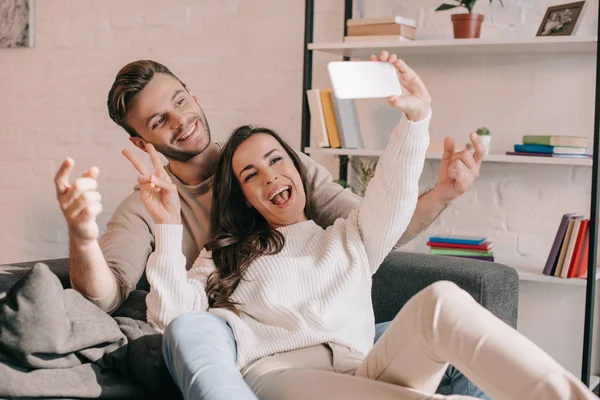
[{"x1": 0, "y1": 251, "x2": 519, "y2": 398}]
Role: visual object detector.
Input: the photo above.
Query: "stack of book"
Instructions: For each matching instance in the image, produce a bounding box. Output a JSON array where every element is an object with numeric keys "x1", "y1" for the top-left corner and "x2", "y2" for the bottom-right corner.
[
  {"x1": 506, "y1": 135, "x2": 589, "y2": 158},
  {"x1": 427, "y1": 235, "x2": 495, "y2": 262},
  {"x1": 344, "y1": 16, "x2": 416, "y2": 43},
  {"x1": 542, "y1": 213, "x2": 590, "y2": 279},
  {"x1": 306, "y1": 88, "x2": 363, "y2": 149}
]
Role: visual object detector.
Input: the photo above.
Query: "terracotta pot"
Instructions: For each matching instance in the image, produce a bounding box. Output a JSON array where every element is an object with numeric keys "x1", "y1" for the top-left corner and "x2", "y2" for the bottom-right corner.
[{"x1": 451, "y1": 13, "x2": 484, "y2": 39}]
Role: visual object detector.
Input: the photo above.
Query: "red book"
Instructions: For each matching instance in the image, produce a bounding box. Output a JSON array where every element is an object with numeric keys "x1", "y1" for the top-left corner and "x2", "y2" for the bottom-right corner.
[
  {"x1": 567, "y1": 220, "x2": 588, "y2": 278},
  {"x1": 426, "y1": 241, "x2": 493, "y2": 251},
  {"x1": 571, "y1": 222, "x2": 590, "y2": 278}
]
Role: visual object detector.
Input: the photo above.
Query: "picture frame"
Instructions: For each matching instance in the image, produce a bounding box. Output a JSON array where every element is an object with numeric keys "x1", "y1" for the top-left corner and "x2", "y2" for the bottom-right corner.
[
  {"x1": 0, "y1": 0, "x2": 35, "y2": 48},
  {"x1": 536, "y1": 1, "x2": 587, "y2": 37}
]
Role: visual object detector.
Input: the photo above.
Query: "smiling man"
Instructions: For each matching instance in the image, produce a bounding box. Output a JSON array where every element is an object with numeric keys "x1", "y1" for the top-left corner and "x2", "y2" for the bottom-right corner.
[{"x1": 53, "y1": 57, "x2": 489, "y2": 399}]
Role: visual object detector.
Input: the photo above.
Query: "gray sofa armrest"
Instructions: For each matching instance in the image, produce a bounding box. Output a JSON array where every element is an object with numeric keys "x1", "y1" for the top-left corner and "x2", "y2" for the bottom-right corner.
[{"x1": 372, "y1": 251, "x2": 519, "y2": 328}]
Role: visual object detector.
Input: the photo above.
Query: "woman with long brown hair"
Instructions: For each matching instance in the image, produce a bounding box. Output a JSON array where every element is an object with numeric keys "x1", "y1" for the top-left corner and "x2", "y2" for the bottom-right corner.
[{"x1": 129, "y1": 54, "x2": 596, "y2": 400}]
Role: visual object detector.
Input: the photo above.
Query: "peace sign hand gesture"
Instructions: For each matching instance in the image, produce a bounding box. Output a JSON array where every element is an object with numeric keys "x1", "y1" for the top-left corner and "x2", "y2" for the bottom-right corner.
[{"x1": 122, "y1": 143, "x2": 182, "y2": 225}]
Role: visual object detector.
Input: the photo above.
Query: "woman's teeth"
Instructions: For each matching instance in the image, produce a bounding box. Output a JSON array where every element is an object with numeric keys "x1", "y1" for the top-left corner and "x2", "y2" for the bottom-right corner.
[{"x1": 270, "y1": 188, "x2": 291, "y2": 205}]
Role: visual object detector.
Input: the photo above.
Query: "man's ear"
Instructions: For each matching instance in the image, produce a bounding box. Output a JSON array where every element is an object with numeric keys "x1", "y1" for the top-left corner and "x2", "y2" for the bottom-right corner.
[
  {"x1": 246, "y1": 200, "x2": 252, "y2": 208},
  {"x1": 129, "y1": 136, "x2": 148, "y2": 153}
]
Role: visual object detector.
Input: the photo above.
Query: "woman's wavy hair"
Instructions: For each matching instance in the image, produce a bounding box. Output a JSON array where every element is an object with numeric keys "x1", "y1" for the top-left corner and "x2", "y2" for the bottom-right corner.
[{"x1": 205, "y1": 125, "x2": 313, "y2": 313}]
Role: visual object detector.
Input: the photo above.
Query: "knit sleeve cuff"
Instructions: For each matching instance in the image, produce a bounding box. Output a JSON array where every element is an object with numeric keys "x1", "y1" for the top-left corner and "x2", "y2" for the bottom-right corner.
[{"x1": 154, "y1": 224, "x2": 184, "y2": 255}]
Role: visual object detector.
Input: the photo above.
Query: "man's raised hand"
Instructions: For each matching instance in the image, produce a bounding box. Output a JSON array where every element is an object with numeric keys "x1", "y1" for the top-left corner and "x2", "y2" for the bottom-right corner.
[{"x1": 55, "y1": 158, "x2": 102, "y2": 243}]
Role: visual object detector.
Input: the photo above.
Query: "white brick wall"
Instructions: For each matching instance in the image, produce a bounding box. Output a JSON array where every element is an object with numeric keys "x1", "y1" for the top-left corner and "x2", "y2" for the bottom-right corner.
[{"x1": 0, "y1": 0, "x2": 597, "y2": 271}]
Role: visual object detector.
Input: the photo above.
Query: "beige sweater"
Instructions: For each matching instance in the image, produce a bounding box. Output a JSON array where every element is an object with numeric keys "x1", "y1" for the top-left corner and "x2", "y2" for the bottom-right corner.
[
  {"x1": 145, "y1": 114, "x2": 430, "y2": 369},
  {"x1": 96, "y1": 144, "x2": 418, "y2": 313}
]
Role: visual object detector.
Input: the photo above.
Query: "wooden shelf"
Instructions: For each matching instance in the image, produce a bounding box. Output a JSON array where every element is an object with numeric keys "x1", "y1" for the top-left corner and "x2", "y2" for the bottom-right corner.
[
  {"x1": 305, "y1": 148, "x2": 593, "y2": 166},
  {"x1": 513, "y1": 264, "x2": 599, "y2": 286},
  {"x1": 308, "y1": 36, "x2": 598, "y2": 58}
]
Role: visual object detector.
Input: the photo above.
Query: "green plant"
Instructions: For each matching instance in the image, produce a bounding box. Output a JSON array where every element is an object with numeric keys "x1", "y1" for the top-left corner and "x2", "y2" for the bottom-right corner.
[
  {"x1": 334, "y1": 179, "x2": 354, "y2": 193},
  {"x1": 435, "y1": 0, "x2": 503, "y2": 13},
  {"x1": 351, "y1": 158, "x2": 378, "y2": 197},
  {"x1": 476, "y1": 127, "x2": 490, "y2": 136}
]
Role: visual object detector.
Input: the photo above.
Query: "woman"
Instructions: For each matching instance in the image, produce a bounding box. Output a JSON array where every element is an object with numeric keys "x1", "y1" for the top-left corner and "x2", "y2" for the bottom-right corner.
[{"x1": 128, "y1": 54, "x2": 596, "y2": 400}]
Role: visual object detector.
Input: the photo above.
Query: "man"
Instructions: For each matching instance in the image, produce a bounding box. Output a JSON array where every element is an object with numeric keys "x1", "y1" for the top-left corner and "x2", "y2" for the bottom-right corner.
[{"x1": 54, "y1": 53, "x2": 487, "y2": 398}]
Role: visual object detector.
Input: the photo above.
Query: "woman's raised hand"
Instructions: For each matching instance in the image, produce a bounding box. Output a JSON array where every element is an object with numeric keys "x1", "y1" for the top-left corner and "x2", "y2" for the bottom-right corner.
[
  {"x1": 370, "y1": 51, "x2": 432, "y2": 122},
  {"x1": 122, "y1": 143, "x2": 182, "y2": 224}
]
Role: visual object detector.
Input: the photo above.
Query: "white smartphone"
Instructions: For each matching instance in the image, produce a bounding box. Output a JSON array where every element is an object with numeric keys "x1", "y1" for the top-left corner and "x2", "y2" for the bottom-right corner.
[{"x1": 327, "y1": 61, "x2": 402, "y2": 100}]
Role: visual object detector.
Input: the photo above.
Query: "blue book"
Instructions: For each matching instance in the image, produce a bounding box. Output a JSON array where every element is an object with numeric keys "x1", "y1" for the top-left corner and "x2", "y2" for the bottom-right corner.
[
  {"x1": 514, "y1": 144, "x2": 586, "y2": 155},
  {"x1": 428, "y1": 236, "x2": 486, "y2": 246}
]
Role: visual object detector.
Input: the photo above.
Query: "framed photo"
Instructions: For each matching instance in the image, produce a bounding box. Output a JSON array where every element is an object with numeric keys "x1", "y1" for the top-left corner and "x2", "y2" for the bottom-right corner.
[
  {"x1": 0, "y1": 0, "x2": 35, "y2": 48},
  {"x1": 536, "y1": 1, "x2": 587, "y2": 37}
]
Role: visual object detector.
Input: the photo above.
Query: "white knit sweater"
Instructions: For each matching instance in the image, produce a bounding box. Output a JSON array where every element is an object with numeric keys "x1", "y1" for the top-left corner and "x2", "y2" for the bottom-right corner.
[{"x1": 146, "y1": 112, "x2": 431, "y2": 369}]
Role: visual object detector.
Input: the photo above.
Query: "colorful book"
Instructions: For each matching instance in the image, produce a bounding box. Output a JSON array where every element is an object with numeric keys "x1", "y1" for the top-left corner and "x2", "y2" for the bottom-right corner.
[
  {"x1": 429, "y1": 236, "x2": 486, "y2": 246},
  {"x1": 572, "y1": 223, "x2": 590, "y2": 278},
  {"x1": 554, "y1": 217, "x2": 581, "y2": 277},
  {"x1": 347, "y1": 23, "x2": 416, "y2": 38},
  {"x1": 567, "y1": 219, "x2": 589, "y2": 278},
  {"x1": 560, "y1": 218, "x2": 583, "y2": 278},
  {"x1": 543, "y1": 213, "x2": 582, "y2": 276},
  {"x1": 346, "y1": 16, "x2": 417, "y2": 28},
  {"x1": 506, "y1": 151, "x2": 591, "y2": 158},
  {"x1": 430, "y1": 248, "x2": 494, "y2": 257},
  {"x1": 514, "y1": 144, "x2": 587, "y2": 155},
  {"x1": 427, "y1": 241, "x2": 494, "y2": 251},
  {"x1": 449, "y1": 255, "x2": 495, "y2": 262},
  {"x1": 306, "y1": 89, "x2": 330, "y2": 148},
  {"x1": 523, "y1": 135, "x2": 588, "y2": 148},
  {"x1": 319, "y1": 89, "x2": 341, "y2": 148}
]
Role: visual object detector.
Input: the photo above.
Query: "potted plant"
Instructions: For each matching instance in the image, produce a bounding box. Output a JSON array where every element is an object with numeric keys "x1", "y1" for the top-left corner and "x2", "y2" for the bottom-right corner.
[
  {"x1": 435, "y1": 0, "x2": 504, "y2": 39},
  {"x1": 476, "y1": 127, "x2": 492, "y2": 155}
]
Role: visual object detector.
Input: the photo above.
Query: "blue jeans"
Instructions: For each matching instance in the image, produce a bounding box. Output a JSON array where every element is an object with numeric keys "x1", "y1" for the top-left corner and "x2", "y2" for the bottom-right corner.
[{"x1": 163, "y1": 313, "x2": 490, "y2": 400}]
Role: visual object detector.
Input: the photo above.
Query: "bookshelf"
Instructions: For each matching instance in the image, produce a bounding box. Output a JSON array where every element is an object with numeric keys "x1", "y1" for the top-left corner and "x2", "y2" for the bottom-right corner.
[
  {"x1": 300, "y1": 0, "x2": 599, "y2": 389},
  {"x1": 305, "y1": 148, "x2": 594, "y2": 167},
  {"x1": 516, "y1": 264, "x2": 600, "y2": 286},
  {"x1": 308, "y1": 36, "x2": 597, "y2": 58}
]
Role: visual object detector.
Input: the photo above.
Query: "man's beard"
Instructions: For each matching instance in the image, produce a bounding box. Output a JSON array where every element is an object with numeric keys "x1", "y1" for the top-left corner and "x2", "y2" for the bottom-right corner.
[{"x1": 152, "y1": 110, "x2": 212, "y2": 162}]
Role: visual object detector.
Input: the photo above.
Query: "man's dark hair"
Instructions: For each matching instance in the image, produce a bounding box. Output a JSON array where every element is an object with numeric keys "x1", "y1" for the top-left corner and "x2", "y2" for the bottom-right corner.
[{"x1": 106, "y1": 60, "x2": 185, "y2": 137}]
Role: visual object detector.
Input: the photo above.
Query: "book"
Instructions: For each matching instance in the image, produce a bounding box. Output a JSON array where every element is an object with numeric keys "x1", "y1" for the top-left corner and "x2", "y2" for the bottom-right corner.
[
  {"x1": 346, "y1": 16, "x2": 417, "y2": 28},
  {"x1": 428, "y1": 236, "x2": 486, "y2": 246},
  {"x1": 567, "y1": 219, "x2": 589, "y2": 278},
  {"x1": 554, "y1": 217, "x2": 581, "y2": 277},
  {"x1": 347, "y1": 23, "x2": 416, "y2": 38},
  {"x1": 306, "y1": 89, "x2": 330, "y2": 148},
  {"x1": 426, "y1": 241, "x2": 494, "y2": 251},
  {"x1": 543, "y1": 213, "x2": 582, "y2": 276},
  {"x1": 449, "y1": 255, "x2": 495, "y2": 262},
  {"x1": 343, "y1": 35, "x2": 413, "y2": 43},
  {"x1": 560, "y1": 218, "x2": 582, "y2": 278},
  {"x1": 513, "y1": 144, "x2": 587, "y2": 155},
  {"x1": 572, "y1": 222, "x2": 590, "y2": 278},
  {"x1": 506, "y1": 151, "x2": 591, "y2": 158},
  {"x1": 523, "y1": 135, "x2": 588, "y2": 148},
  {"x1": 331, "y1": 96, "x2": 364, "y2": 149},
  {"x1": 430, "y1": 248, "x2": 494, "y2": 257},
  {"x1": 319, "y1": 89, "x2": 341, "y2": 149}
]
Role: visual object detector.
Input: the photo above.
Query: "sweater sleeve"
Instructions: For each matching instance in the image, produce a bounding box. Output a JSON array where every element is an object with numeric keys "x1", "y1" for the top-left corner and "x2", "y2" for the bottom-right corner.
[
  {"x1": 145, "y1": 224, "x2": 214, "y2": 332},
  {"x1": 353, "y1": 111, "x2": 431, "y2": 274}
]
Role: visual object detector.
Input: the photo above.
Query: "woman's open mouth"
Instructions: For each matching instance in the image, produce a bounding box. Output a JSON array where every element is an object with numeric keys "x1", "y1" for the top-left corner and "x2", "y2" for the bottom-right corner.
[{"x1": 268, "y1": 185, "x2": 293, "y2": 208}]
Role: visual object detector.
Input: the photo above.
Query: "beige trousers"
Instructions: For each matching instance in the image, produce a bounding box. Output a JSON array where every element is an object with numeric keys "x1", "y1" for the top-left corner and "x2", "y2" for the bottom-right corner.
[{"x1": 242, "y1": 281, "x2": 597, "y2": 400}]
